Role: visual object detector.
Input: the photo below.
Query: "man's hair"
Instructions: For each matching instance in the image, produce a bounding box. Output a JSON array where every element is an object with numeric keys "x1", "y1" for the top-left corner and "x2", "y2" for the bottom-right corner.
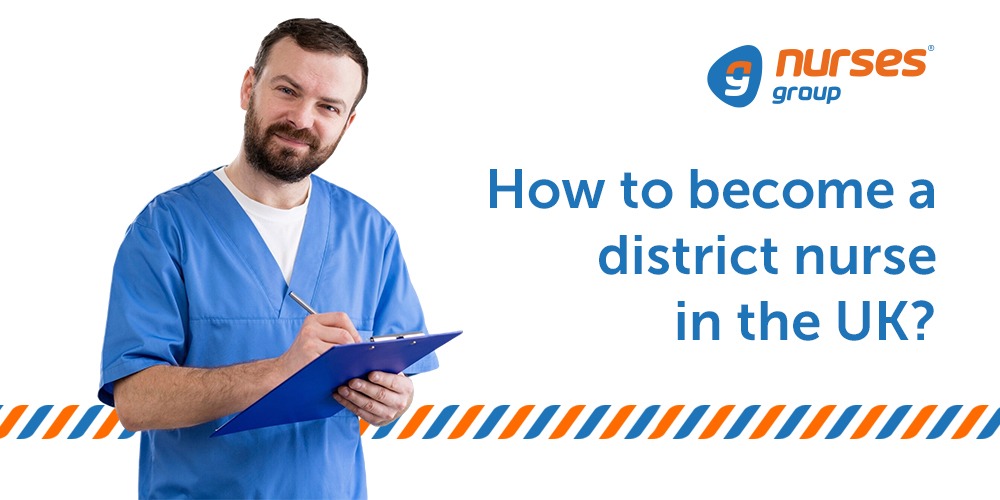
[{"x1": 254, "y1": 18, "x2": 369, "y2": 112}]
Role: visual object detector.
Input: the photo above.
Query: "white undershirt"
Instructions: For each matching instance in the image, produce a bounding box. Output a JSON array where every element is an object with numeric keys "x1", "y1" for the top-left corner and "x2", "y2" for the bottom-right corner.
[{"x1": 215, "y1": 168, "x2": 309, "y2": 285}]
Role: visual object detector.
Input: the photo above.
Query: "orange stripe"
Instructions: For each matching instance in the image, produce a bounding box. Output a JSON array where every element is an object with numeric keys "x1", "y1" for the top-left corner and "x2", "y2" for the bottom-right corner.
[
  {"x1": 358, "y1": 419, "x2": 370, "y2": 436},
  {"x1": 499, "y1": 405, "x2": 535, "y2": 439},
  {"x1": 800, "y1": 405, "x2": 836, "y2": 439},
  {"x1": 699, "y1": 405, "x2": 735, "y2": 439},
  {"x1": 952, "y1": 405, "x2": 988, "y2": 439},
  {"x1": 448, "y1": 405, "x2": 484, "y2": 439},
  {"x1": 549, "y1": 405, "x2": 586, "y2": 439},
  {"x1": 600, "y1": 405, "x2": 636, "y2": 439},
  {"x1": 93, "y1": 410, "x2": 120, "y2": 439},
  {"x1": 850, "y1": 405, "x2": 887, "y2": 439},
  {"x1": 397, "y1": 405, "x2": 433, "y2": 439},
  {"x1": 648, "y1": 405, "x2": 685, "y2": 439},
  {"x1": 901, "y1": 405, "x2": 938, "y2": 439},
  {"x1": 42, "y1": 405, "x2": 79, "y2": 439},
  {"x1": 749, "y1": 405, "x2": 786, "y2": 439},
  {"x1": 0, "y1": 405, "x2": 28, "y2": 438}
]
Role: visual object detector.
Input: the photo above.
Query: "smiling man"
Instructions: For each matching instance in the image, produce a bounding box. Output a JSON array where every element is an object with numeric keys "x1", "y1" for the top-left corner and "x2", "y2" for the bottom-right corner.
[{"x1": 98, "y1": 19, "x2": 436, "y2": 498}]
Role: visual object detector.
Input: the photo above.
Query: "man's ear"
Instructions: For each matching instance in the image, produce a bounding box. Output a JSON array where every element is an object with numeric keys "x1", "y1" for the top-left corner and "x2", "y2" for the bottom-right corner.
[
  {"x1": 240, "y1": 67, "x2": 255, "y2": 110},
  {"x1": 344, "y1": 112, "x2": 357, "y2": 132}
]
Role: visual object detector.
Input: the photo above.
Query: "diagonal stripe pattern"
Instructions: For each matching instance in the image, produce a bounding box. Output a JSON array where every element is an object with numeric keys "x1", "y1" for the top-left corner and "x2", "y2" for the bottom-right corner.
[
  {"x1": 356, "y1": 404, "x2": 1000, "y2": 440},
  {"x1": 0, "y1": 405, "x2": 133, "y2": 440},
  {"x1": 2, "y1": 404, "x2": 998, "y2": 440}
]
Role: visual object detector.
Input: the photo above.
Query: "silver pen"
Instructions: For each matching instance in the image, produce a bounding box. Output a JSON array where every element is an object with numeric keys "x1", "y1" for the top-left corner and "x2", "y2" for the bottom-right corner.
[
  {"x1": 290, "y1": 291, "x2": 424, "y2": 343},
  {"x1": 288, "y1": 291, "x2": 318, "y2": 315}
]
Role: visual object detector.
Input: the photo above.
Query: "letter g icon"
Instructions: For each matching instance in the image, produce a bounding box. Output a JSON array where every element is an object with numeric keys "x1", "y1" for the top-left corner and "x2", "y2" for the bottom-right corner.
[{"x1": 708, "y1": 45, "x2": 762, "y2": 107}]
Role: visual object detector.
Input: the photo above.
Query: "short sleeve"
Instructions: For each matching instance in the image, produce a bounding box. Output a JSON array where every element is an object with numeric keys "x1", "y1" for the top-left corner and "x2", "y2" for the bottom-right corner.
[
  {"x1": 98, "y1": 218, "x2": 190, "y2": 406},
  {"x1": 373, "y1": 229, "x2": 439, "y2": 375}
]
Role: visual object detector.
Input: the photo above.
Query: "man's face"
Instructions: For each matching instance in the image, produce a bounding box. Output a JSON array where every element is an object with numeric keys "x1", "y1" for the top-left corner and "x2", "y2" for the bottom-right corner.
[{"x1": 240, "y1": 38, "x2": 363, "y2": 183}]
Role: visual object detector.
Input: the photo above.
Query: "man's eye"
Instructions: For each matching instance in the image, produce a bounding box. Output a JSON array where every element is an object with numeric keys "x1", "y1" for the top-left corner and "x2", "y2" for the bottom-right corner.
[
  {"x1": 278, "y1": 87, "x2": 295, "y2": 95},
  {"x1": 324, "y1": 105, "x2": 341, "y2": 114}
]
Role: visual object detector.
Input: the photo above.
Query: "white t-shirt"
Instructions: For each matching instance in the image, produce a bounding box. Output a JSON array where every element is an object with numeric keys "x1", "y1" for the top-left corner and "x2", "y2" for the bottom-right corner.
[{"x1": 214, "y1": 168, "x2": 308, "y2": 285}]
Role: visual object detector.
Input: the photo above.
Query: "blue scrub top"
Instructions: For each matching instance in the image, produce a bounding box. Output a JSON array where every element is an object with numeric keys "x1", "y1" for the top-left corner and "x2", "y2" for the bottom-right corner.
[{"x1": 99, "y1": 170, "x2": 437, "y2": 499}]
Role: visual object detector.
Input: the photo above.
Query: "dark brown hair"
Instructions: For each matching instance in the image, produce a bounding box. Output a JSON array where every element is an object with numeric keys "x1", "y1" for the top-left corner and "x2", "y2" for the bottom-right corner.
[{"x1": 254, "y1": 18, "x2": 369, "y2": 112}]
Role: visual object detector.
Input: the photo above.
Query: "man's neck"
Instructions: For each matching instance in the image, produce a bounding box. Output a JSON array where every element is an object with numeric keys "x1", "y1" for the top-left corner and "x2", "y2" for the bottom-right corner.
[{"x1": 224, "y1": 155, "x2": 310, "y2": 210}]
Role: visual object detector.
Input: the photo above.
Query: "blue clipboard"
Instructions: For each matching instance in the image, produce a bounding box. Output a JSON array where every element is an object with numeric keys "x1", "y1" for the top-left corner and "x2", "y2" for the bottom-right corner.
[{"x1": 211, "y1": 330, "x2": 461, "y2": 437}]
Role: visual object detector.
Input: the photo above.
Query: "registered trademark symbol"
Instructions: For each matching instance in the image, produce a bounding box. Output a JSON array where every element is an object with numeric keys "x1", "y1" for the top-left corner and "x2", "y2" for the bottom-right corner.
[{"x1": 928, "y1": 45, "x2": 935, "y2": 51}]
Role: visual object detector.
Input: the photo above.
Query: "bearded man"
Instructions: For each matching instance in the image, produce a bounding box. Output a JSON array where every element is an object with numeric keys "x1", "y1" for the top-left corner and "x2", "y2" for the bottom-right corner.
[{"x1": 98, "y1": 18, "x2": 436, "y2": 498}]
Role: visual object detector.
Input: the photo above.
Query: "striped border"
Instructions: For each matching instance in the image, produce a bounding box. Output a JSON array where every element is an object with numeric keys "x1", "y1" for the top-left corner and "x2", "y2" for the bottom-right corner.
[
  {"x1": 3, "y1": 404, "x2": 998, "y2": 440},
  {"x1": 0, "y1": 405, "x2": 133, "y2": 440},
  {"x1": 359, "y1": 404, "x2": 1000, "y2": 440}
]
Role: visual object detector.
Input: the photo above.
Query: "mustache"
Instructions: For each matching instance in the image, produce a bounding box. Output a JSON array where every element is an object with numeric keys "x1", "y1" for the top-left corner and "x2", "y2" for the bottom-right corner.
[{"x1": 267, "y1": 123, "x2": 319, "y2": 149}]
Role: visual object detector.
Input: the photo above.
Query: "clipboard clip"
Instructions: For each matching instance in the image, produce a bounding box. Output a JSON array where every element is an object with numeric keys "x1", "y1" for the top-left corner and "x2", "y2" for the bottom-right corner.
[{"x1": 369, "y1": 331, "x2": 427, "y2": 342}]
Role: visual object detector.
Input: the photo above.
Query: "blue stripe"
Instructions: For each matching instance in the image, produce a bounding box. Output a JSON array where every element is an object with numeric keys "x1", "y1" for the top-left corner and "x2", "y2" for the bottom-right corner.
[
  {"x1": 724, "y1": 405, "x2": 761, "y2": 439},
  {"x1": 926, "y1": 405, "x2": 962, "y2": 439},
  {"x1": 17, "y1": 405, "x2": 53, "y2": 439},
  {"x1": 574, "y1": 405, "x2": 611, "y2": 439},
  {"x1": 371, "y1": 418, "x2": 399, "y2": 439},
  {"x1": 524, "y1": 405, "x2": 560, "y2": 439},
  {"x1": 422, "y1": 405, "x2": 459, "y2": 439},
  {"x1": 119, "y1": 428, "x2": 136, "y2": 439},
  {"x1": 826, "y1": 405, "x2": 861, "y2": 439},
  {"x1": 977, "y1": 407, "x2": 1000, "y2": 439},
  {"x1": 473, "y1": 405, "x2": 510, "y2": 439},
  {"x1": 876, "y1": 405, "x2": 912, "y2": 439},
  {"x1": 674, "y1": 405, "x2": 710, "y2": 439},
  {"x1": 775, "y1": 405, "x2": 811, "y2": 439},
  {"x1": 625, "y1": 405, "x2": 661, "y2": 439},
  {"x1": 68, "y1": 405, "x2": 105, "y2": 439}
]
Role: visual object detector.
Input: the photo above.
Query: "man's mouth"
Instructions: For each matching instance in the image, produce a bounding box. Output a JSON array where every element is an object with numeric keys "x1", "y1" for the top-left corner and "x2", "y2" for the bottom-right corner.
[{"x1": 272, "y1": 132, "x2": 312, "y2": 148}]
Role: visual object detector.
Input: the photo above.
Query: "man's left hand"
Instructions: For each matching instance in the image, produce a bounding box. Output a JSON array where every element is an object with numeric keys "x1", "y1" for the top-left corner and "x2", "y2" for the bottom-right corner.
[{"x1": 334, "y1": 371, "x2": 413, "y2": 426}]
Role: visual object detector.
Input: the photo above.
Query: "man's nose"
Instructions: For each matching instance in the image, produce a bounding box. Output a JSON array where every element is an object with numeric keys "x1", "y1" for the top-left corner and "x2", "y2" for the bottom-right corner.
[{"x1": 285, "y1": 102, "x2": 315, "y2": 130}]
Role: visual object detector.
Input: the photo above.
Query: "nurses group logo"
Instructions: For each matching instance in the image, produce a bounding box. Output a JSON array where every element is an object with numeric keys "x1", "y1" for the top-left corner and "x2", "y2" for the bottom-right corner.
[
  {"x1": 707, "y1": 45, "x2": 763, "y2": 108},
  {"x1": 708, "y1": 44, "x2": 930, "y2": 107}
]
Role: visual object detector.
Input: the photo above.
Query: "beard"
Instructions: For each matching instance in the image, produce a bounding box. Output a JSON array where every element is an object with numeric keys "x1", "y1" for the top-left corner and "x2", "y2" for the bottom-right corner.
[{"x1": 242, "y1": 95, "x2": 343, "y2": 183}]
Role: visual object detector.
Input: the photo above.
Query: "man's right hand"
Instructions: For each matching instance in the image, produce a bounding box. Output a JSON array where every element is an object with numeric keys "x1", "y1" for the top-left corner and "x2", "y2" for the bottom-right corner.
[
  {"x1": 276, "y1": 312, "x2": 362, "y2": 378},
  {"x1": 115, "y1": 311, "x2": 361, "y2": 432}
]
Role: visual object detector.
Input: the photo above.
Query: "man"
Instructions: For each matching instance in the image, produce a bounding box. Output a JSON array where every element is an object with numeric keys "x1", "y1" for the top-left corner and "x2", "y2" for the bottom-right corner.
[{"x1": 98, "y1": 18, "x2": 436, "y2": 498}]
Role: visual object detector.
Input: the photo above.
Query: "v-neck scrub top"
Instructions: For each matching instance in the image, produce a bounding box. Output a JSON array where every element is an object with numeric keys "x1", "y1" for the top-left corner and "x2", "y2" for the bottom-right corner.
[{"x1": 99, "y1": 170, "x2": 438, "y2": 499}]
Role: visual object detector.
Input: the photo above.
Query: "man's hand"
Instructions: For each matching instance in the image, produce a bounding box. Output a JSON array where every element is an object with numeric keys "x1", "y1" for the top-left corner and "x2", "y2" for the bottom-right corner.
[
  {"x1": 277, "y1": 312, "x2": 361, "y2": 378},
  {"x1": 333, "y1": 371, "x2": 414, "y2": 426},
  {"x1": 115, "y1": 311, "x2": 361, "y2": 432}
]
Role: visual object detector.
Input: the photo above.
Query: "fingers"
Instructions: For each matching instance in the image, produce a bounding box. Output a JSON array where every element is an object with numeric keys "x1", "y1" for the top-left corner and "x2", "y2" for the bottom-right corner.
[
  {"x1": 300, "y1": 312, "x2": 361, "y2": 345},
  {"x1": 278, "y1": 312, "x2": 362, "y2": 378},
  {"x1": 333, "y1": 372, "x2": 413, "y2": 426}
]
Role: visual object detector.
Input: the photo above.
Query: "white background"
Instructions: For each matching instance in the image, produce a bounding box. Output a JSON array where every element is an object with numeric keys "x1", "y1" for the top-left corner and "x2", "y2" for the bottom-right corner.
[{"x1": 0, "y1": 1, "x2": 996, "y2": 498}]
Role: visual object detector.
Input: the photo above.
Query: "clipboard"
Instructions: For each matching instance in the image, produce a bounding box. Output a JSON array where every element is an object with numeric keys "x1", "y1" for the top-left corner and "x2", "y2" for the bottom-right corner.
[{"x1": 211, "y1": 330, "x2": 461, "y2": 437}]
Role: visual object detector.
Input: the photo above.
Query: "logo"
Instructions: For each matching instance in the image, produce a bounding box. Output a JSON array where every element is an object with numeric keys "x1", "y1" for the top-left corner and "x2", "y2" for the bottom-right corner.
[
  {"x1": 709, "y1": 45, "x2": 930, "y2": 107},
  {"x1": 707, "y1": 45, "x2": 763, "y2": 108}
]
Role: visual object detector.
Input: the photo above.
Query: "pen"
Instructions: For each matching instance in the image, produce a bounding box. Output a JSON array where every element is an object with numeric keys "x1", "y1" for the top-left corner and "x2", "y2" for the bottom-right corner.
[
  {"x1": 288, "y1": 291, "x2": 318, "y2": 315},
  {"x1": 289, "y1": 292, "x2": 424, "y2": 343}
]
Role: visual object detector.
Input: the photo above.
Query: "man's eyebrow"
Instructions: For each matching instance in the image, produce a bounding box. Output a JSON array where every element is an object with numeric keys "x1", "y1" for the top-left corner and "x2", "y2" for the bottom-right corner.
[
  {"x1": 270, "y1": 75, "x2": 348, "y2": 109},
  {"x1": 271, "y1": 74, "x2": 304, "y2": 92}
]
